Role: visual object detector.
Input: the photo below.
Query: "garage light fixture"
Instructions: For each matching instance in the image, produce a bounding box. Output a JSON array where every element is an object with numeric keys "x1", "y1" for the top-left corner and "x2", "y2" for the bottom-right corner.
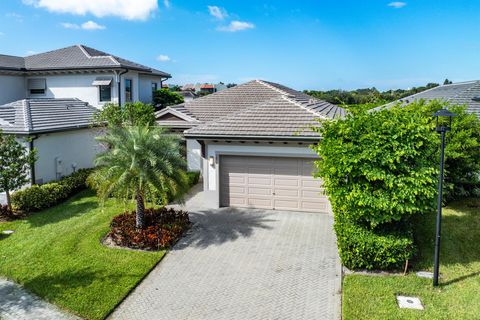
[{"x1": 208, "y1": 156, "x2": 215, "y2": 166}]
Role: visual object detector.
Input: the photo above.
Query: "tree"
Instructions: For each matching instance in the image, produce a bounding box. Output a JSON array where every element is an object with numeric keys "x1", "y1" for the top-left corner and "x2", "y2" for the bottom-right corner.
[
  {"x1": 92, "y1": 102, "x2": 156, "y2": 128},
  {"x1": 0, "y1": 131, "x2": 36, "y2": 211},
  {"x1": 226, "y1": 83, "x2": 237, "y2": 88},
  {"x1": 88, "y1": 126, "x2": 189, "y2": 229},
  {"x1": 443, "y1": 78, "x2": 453, "y2": 85},
  {"x1": 153, "y1": 89, "x2": 184, "y2": 110}
]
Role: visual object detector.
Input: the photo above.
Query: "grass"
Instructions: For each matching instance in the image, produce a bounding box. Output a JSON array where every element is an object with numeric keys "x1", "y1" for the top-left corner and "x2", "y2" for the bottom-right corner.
[
  {"x1": 0, "y1": 190, "x2": 165, "y2": 320},
  {"x1": 342, "y1": 197, "x2": 480, "y2": 320}
]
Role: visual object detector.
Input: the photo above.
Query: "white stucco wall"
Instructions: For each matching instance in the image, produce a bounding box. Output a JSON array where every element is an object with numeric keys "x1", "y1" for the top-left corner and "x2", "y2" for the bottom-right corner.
[
  {"x1": 26, "y1": 73, "x2": 118, "y2": 108},
  {"x1": 186, "y1": 139, "x2": 202, "y2": 172},
  {"x1": 204, "y1": 141, "x2": 318, "y2": 191},
  {"x1": 33, "y1": 128, "x2": 102, "y2": 183},
  {"x1": 0, "y1": 75, "x2": 26, "y2": 105},
  {"x1": 138, "y1": 74, "x2": 161, "y2": 104}
]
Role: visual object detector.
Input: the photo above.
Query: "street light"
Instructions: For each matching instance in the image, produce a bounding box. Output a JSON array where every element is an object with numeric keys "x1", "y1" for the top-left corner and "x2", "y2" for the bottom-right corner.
[{"x1": 433, "y1": 108, "x2": 456, "y2": 287}]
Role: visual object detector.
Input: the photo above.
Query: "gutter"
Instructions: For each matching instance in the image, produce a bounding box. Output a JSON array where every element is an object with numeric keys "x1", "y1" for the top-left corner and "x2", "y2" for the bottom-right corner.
[
  {"x1": 116, "y1": 69, "x2": 129, "y2": 106},
  {"x1": 184, "y1": 134, "x2": 320, "y2": 142}
]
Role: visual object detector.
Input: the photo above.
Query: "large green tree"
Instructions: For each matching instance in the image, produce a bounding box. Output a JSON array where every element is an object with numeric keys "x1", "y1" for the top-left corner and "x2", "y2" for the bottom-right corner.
[
  {"x1": 0, "y1": 131, "x2": 36, "y2": 210},
  {"x1": 93, "y1": 102, "x2": 156, "y2": 128},
  {"x1": 88, "y1": 126, "x2": 188, "y2": 229},
  {"x1": 153, "y1": 89, "x2": 184, "y2": 110}
]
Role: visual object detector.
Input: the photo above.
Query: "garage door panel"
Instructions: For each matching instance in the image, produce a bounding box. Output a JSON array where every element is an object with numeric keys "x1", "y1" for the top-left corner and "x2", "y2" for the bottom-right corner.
[
  {"x1": 248, "y1": 187, "x2": 272, "y2": 196},
  {"x1": 220, "y1": 155, "x2": 328, "y2": 213},
  {"x1": 274, "y1": 188, "x2": 299, "y2": 197}
]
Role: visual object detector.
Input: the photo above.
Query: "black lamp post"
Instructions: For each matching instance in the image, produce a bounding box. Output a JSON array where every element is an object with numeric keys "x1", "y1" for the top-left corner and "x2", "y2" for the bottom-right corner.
[{"x1": 433, "y1": 108, "x2": 456, "y2": 287}]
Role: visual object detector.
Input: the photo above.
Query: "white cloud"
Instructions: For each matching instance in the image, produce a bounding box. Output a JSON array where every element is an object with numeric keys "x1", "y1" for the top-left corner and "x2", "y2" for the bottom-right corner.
[
  {"x1": 156, "y1": 54, "x2": 171, "y2": 62},
  {"x1": 81, "y1": 20, "x2": 106, "y2": 30},
  {"x1": 23, "y1": 0, "x2": 158, "y2": 21},
  {"x1": 218, "y1": 20, "x2": 255, "y2": 32},
  {"x1": 61, "y1": 20, "x2": 106, "y2": 30},
  {"x1": 388, "y1": 2, "x2": 407, "y2": 8},
  {"x1": 164, "y1": 0, "x2": 170, "y2": 8},
  {"x1": 26, "y1": 50, "x2": 37, "y2": 55},
  {"x1": 208, "y1": 5, "x2": 228, "y2": 20}
]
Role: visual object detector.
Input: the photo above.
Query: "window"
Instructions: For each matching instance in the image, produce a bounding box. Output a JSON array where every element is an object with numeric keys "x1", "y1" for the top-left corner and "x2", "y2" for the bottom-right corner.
[
  {"x1": 28, "y1": 78, "x2": 46, "y2": 95},
  {"x1": 99, "y1": 85, "x2": 111, "y2": 102},
  {"x1": 152, "y1": 82, "x2": 158, "y2": 94},
  {"x1": 125, "y1": 79, "x2": 133, "y2": 102}
]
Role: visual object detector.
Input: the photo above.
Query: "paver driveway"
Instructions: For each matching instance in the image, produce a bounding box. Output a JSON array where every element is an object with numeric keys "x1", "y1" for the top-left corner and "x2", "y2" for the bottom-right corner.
[{"x1": 110, "y1": 187, "x2": 341, "y2": 320}]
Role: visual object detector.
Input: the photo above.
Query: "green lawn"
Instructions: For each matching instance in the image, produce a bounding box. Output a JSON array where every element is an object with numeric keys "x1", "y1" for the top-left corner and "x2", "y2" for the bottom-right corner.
[
  {"x1": 343, "y1": 198, "x2": 480, "y2": 320},
  {"x1": 0, "y1": 190, "x2": 165, "y2": 320}
]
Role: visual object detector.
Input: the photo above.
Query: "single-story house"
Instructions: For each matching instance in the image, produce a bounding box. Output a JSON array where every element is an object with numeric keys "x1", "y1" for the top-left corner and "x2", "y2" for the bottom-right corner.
[
  {"x1": 384, "y1": 80, "x2": 480, "y2": 118},
  {"x1": 156, "y1": 80, "x2": 346, "y2": 213},
  {"x1": 0, "y1": 98, "x2": 100, "y2": 184}
]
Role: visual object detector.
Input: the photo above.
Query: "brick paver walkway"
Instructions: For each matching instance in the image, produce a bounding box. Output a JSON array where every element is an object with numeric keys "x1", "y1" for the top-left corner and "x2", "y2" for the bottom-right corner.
[
  {"x1": 110, "y1": 188, "x2": 341, "y2": 320},
  {"x1": 0, "y1": 278, "x2": 80, "y2": 320}
]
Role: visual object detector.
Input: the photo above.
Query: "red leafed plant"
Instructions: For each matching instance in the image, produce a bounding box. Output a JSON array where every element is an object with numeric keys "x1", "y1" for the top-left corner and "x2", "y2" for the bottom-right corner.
[{"x1": 107, "y1": 207, "x2": 190, "y2": 250}]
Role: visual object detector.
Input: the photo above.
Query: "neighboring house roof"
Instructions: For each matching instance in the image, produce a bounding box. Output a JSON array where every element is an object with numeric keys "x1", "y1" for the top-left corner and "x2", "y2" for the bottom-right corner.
[
  {"x1": 0, "y1": 45, "x2": 171, "y2": 77},
  {"x1": 178, "y1": 91, "x2": 197, "y2": 99},
  {"x1": 379, "y1": 80, "x2": 480, "y2": 118},
  {"x1": 156, "y1": 79, "x2": 345, "y2": 140},
  {"x1": 0, "y1": 99, "x2": 97, "y2": 134},
  {"x1": 200, "y1": 84, "x2": 215, "y2": 89}
]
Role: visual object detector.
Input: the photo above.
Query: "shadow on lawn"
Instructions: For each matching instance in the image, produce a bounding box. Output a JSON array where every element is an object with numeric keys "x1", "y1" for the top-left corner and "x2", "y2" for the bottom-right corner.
[
  {"x1": 174, "y1": 207, "x2": 276, "y2": 249},
  {"x1": 23, "y1": 267, "x2": 137, "y2": 303},
  {"x1": 27, "y1": 192, "x2": 98, "y2": 228},
  {"x1": 413, "y1": 198, "x2": 480, "y2": 284}
]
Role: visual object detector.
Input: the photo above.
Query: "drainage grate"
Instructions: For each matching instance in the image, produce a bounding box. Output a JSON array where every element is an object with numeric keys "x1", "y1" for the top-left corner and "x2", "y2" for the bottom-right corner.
[
  {"x1": 416, "y1": 271, "x2": 434, "y2": 279},
  {"x1": 2, "y1": 230, "x2": 14, "y2": 235},
  {"x1": 397, "y1": 295, "x2": 424, "y2": 310}
]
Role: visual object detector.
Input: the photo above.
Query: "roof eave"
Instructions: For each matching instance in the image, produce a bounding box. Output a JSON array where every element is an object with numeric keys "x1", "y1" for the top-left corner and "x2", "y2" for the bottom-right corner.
[{"x1": 183, "y1": 134, "x2": 320, "y2": 141}]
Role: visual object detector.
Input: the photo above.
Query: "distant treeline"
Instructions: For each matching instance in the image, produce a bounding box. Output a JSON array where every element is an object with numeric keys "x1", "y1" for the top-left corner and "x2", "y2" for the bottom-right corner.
[{"x1": 304, "y1": 82, "x2": 445, "y2": 107}]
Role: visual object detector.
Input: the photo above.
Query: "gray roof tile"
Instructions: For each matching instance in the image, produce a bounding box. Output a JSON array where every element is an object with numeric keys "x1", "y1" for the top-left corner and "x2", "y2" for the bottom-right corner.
[
  {"x1": 0, "y1": 45, "x2": 170, "y2": 77},
  {"x1": 0, "y1": 98, "x2": 97, "y2": 134},
  {"x1": 379, "y1": 80, "x2": 480, "y2": 118},
  {"x1": 177, "y1": 80, "x2": 345, "y2": 139}
]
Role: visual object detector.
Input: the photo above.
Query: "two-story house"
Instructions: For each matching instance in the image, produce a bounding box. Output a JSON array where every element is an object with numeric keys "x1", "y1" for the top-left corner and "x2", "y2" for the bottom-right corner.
[{"x1": 0, "y1": 45, "x2": 171, "y2": 190}]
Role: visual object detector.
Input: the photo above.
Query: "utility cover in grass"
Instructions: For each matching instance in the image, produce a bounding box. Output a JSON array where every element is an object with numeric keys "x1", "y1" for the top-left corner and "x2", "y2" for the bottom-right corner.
[{"x1": 396, "y1": 295, "x2": 424, "y2": 310}]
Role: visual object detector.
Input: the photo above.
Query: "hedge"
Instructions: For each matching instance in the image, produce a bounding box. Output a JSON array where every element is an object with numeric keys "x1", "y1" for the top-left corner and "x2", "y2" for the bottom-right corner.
[
  {"x1": 334, "y1": 213, "x2": 415, "y2": 270},
  {"x1": 11, "y1": 168, "x2": 93, "y2": 213},
  {"x1": 186, "y1": 171, "x2": 200, "y2": 187}
]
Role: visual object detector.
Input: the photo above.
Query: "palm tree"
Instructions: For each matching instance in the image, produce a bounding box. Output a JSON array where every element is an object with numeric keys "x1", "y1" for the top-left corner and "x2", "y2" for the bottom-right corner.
[{"x1": 88, "y1": 125, "x2": 188, "y2": 229}]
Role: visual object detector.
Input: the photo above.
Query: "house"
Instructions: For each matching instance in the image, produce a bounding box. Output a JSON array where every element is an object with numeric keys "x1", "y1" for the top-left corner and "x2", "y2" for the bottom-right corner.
[
  {"x1": 0, "y1": 45, "x2": 171, "y2": 187},
  {"x1": 177, "y1": 90, "x2": 197, "y2": 102},
  {"x1": 385, "y1": 80, "x2": 480, "y2": 118},
  {"x1": 181, "y1": 83, "x2": 227, "y2": 94},
  {"x1": 0, "y1": 99, "x2": 100, "y2": 184},
  {"x1": 156, "y1": 80, "x2": 346, "y2": 213},
  {"x1": 0, "y1": 44, "x2": 171, "y2": 108}
]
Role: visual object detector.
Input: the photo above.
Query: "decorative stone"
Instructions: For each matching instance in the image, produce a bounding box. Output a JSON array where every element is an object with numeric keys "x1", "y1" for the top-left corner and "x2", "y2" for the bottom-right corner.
[
  {"x1": 397, "y1": 295, "x2": 424, "y2": 310},
  {"x1": 416, "y1": 271, "x2": 434, "y2": 279}
]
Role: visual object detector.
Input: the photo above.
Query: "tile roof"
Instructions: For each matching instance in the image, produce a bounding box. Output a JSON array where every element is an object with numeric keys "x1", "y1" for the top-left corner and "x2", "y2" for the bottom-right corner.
[
  {"x1": 0, "y1": 45, "x2": 171, "y2": 77},
  {"x1": 0, "y1": 99, "x2": 97, "y2": 134},
  {"x1": 379, "y1": 81, "x2": 480, "y2": 118},
  {"x1": 165, "y1": 80, "x2": 345, "y2": 139}
]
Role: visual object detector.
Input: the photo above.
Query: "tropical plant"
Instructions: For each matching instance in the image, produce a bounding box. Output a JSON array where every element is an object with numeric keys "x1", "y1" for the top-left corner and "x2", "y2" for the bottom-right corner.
[
  {"x1": 87, "y1": 126, "x2": 188, "y2": 229},
  {"x1": 0, "y1": 130, "x2": 36, "y2": 211},
  {"x1": 92, "y1": 102, "x2": 156, "y2": 128}
]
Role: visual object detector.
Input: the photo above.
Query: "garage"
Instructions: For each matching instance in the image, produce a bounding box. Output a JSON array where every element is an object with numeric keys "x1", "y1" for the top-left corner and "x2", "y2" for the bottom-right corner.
[{"x1": 219, "y1": 155, "x2": 329, "y2": 213}]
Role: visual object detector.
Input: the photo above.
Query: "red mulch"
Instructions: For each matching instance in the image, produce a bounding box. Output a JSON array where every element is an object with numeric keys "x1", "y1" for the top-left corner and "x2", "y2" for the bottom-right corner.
[{"x1": 107, "y1": 207, "x2": 190, "y2": 250}]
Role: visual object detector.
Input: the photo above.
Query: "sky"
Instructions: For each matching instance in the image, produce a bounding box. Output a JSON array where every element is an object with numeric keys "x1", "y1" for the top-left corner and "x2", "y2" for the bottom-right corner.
[{"x1": 0, "y1": 0, "x2": 479, "y2": 91}]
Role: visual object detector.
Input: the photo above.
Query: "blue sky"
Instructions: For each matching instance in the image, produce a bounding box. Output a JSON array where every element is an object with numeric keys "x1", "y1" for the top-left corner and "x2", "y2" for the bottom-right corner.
[{"x1": 1, "y1": 0, "x2": 479, "y2": 90}]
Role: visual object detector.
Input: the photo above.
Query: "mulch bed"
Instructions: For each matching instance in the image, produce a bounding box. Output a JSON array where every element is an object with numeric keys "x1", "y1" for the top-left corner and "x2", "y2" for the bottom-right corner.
[
  {"x1": 0, "y1": 205, "x2": 25, "y2": 222},
  {"x1": 105, "y1": 207, "x2": 191, "y2": 251}
]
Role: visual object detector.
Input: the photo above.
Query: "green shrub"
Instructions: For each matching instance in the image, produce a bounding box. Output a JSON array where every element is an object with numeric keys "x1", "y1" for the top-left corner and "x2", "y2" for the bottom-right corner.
[
  {"x1": 11, "y1": 168, "x2": 93, "y2": 212},
  {"x1": 186, "y1": 171, "x2": 200, "y2": 187},
  {"x1": 335, "y1": 213, "x2": 415, "y2": 270},
  {"x1": 312, "y1": 102, "x2": 438, "y2": 227}
]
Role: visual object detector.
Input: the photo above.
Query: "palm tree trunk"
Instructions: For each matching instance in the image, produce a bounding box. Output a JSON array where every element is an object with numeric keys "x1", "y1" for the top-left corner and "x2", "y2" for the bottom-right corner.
[
  {"x1": 136, "y1": 191, "x2": 146, "y2": 229},
  {"x1": 5, "y1": 190, "x2": 11, "y2": 212}
]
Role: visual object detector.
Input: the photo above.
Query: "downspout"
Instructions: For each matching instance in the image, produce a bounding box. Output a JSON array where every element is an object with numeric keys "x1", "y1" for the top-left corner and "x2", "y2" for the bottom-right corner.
[
  {"x1": 29, "y1": 135, "x2": 39, "y2": 185},
  {"x1": 116, "y1": 69, "x2": 128, "y2": 106}
]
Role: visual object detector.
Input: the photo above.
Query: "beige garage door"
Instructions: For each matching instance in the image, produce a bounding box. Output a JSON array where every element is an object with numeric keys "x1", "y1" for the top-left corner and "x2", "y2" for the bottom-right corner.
[{"x1": 219, "y1": 155, "x2": 328, "y2": 213}]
